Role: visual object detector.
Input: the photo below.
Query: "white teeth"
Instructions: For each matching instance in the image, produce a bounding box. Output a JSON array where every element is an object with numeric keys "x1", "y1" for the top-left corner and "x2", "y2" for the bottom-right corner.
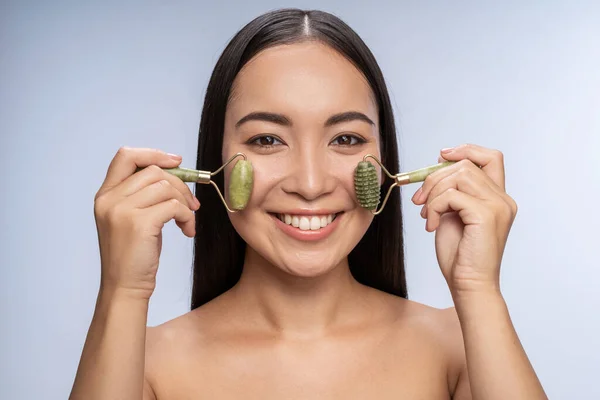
[
  {"x1": 299, "y1": 217, "x2": 310, "y2": 231},
  {"x1": 310, "y1": 216, "x2": 320, "y2": 230},
  {"x1": 277, "y1": 213, "x2": 337, "y2": 230}
]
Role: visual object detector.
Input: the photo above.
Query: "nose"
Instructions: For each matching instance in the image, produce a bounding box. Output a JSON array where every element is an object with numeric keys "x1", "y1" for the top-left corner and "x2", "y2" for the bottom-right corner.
[{"x1": 281, "y1": 148, "x2": 337, "y2": 201}]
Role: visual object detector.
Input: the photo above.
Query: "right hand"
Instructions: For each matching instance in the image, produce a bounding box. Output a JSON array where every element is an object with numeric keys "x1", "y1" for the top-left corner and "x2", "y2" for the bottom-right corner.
[{"x1": 93, "y1": 147, "x2": 200, "y2": 299}]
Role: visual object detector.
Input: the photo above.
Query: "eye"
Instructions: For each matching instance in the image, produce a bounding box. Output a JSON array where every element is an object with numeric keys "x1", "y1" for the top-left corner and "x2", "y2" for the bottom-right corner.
[
  {"x1": 248, "y1": 135, "x2": 284, "y2": 147},
  {"x1": 331, "y1": 134, "x2": 365, "y2": 147}
]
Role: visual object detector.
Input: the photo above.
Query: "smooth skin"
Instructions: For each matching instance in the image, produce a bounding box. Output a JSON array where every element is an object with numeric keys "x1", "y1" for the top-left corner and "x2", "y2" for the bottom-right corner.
[{"x1": 70, "y1": 42, "x2": 547, "y2": 400}]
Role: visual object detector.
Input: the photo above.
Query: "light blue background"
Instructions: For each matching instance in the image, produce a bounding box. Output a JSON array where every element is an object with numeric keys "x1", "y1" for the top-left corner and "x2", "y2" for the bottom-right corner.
[{"x1": 1, "y1": 1, "x2": 599, "y2": 398}]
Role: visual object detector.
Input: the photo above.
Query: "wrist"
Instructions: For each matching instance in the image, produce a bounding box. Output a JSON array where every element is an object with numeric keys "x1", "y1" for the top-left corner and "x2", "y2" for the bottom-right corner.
[
  {"x1": 450, "y1": 282, "x2": 502, "y2": 300},
  {"x1": 98, "y1": 281, "x2": 153, "y2": 304},
  {"x1": 451, "y1": 286, "x2": 507, "y2": 320}
]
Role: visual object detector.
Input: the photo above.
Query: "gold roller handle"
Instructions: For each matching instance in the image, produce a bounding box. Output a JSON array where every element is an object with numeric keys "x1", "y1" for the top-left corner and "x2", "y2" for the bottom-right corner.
[
  {"x1": 134, "y1": 153, "x2": 249, "y2": 213},
  {"x1": 362, "y1": 154, "x2": 456, "y2": 215}
]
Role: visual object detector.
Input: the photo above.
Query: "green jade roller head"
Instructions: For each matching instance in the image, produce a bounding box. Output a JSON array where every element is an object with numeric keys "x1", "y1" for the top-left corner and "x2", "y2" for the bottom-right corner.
[
  {"x1": 136, "y1": 152, "x2": 254, "y2": 212},
  {"x1": 354, "y1": 154, "x2": 455, "y2": 215}
]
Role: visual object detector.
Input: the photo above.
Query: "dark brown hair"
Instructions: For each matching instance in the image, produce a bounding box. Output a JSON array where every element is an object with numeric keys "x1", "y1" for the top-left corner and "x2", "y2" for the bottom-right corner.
[{"x1": 192, "y1": 8, "x2": 406, "y2": 309}]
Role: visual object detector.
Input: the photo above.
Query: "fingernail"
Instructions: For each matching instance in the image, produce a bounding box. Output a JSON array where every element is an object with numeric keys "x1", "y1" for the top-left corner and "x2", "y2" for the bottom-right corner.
[
  {"x1": 420, "y1": 205, "x2": 427, "y2": 218},
  {"x1": 441, "y1": 147, "x2": 454, "y2": 154},
  {"x1": 194, "y1": 197, "x2": 201, "y2": 208},
  {"x1": 167, "y1": 153, "x2": 182, "y2": 160}
]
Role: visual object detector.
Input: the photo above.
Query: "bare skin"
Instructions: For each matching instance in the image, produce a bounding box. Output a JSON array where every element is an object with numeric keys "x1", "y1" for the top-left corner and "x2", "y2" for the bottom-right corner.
[
  {"x1": 144, "y1": 287, "x2": 467, "y2": 400},
  {"x1": 70, "y1": 41, "x2": 546, "y2": 400}
]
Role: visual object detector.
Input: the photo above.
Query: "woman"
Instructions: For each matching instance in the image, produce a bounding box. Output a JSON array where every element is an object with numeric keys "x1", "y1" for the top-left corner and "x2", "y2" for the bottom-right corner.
[{"x1": 70, "y1": 8, "x2": 547, "y2": 399}]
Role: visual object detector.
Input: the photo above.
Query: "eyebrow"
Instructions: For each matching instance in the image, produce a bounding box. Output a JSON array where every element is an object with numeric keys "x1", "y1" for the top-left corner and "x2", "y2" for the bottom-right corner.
[
  {"x1": 235, "y1": 111, "x2": 375, "y2": 128},
  {"x1": 325, "y1": 111, "x2": 375, "y2": 127},
  {"x1": 235, "y1": 112, "x2": 291, "y2": 128}
]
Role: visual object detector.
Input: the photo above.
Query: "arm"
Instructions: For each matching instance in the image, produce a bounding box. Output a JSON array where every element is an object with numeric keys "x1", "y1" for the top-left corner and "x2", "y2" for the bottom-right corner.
[
  {"x1": 69, "y1": 287, "x2": 155, "y2": 400},
  {"x1": 452, "y1": 290, "x2": 546, "y2": 400},
  {"x1": 413, "y1": 143, "x2": 547, "y2": 399},
  {"x1": 70, "y1": 147, "x2": 198, "y2": 399}
]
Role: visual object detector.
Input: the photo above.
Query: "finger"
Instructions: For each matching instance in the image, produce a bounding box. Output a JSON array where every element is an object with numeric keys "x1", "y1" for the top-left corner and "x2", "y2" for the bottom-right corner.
[
  {"x1": 144, "y1": 199, "x2": 196, "y2": 238},
  {"x1": 413, "y1": 159, "x2": 499, "y2": 205},
  {"x1": 124, "y1": 179, "x2": 192, "y2": 211},
  {"x1": 411, "y1": 155, "x2": 477, "y2": 204},
  {"x1": 174, "y1": 216, "x2": 196, "y2": 235},
  {"x1": 426, "y1": 165, "x2": 501, "y2": 206},
  {"x1": 439, "y1": 144, "x2": 506, "y2": 190},
  {"x1": 412, "y1": 161, "x2": 459, "y2": 205},
  {"x1": 115, "y1": 165, "x2": 199, "y2": 210},
  {"x1": 99, "y1": 147, "x2": 183, "y2": 195},
  {"x1": 411, "y1": 156, "x2": 447, "y2": 202},
  {"x1": 425, "y1": 188, "x2": 490, "y2": 232}
]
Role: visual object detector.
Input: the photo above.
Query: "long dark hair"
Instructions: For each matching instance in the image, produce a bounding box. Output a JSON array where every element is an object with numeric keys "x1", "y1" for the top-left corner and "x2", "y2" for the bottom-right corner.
[{"x1": 192, "y1": 8, "x2": 406, "y2": 309}]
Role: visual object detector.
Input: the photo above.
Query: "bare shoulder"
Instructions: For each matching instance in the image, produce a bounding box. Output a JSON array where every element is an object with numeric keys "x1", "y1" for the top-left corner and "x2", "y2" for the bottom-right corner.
[
  {"x1": 145, "y1": 294, "x2": 233, "y2": 363},
  {"x1": 361, "y1": 287, "x2": 463, "y2": 343},
  {"x1": 394, "y1": 298, "x2": 467, "y2": 394},
  {"x1": 143, "y1": 301, "x2": 229, "y2": 399},
  {"x1": 396, "y1": 298, "x2": 464, "y2": 354},
  {"x1": 407, "y1": 301, "x2": 462, "y2": 341},
  {"x1": 145, "y1": 312, "x2": 195, "y2": 371},
  {"x1": 144, "y1": 304, "x2": 218, "y2": 380},
  {"x1": 147, "y1": 311, "x2": 197, "y2": 349},
  {"x1": 145, "y1": 302, "x2": 218, "y2": 360}
]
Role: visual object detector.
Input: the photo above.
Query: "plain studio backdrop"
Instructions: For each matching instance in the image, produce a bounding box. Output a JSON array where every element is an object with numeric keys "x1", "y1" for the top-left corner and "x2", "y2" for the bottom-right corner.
[{"x1": 1, "y1": 1, "x2": 599, "y2": 398}]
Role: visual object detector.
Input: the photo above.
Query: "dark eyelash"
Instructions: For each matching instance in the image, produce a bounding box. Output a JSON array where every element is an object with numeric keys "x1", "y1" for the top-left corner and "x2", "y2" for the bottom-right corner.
[
  {"x1": 331, "y1": 134, "x2": 367, "y2": 146},
  {"x1": 246, "y1": 134, "x2": 284, "y2": 148},
  {"x1": 246, "y1": 134, "x2": 366, "y2": 148}
]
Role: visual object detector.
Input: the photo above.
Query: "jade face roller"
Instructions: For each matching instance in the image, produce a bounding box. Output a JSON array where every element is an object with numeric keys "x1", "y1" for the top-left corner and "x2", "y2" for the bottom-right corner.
[
  {"x1": 136, "y1": 152, "x2": 254, "y2": 213},
  {"x1": 354, "y1": 154, "x2": 455, "y2": 215},
  {"x1": 141, "y1": 152, "x2": 452, "y2": 215}
]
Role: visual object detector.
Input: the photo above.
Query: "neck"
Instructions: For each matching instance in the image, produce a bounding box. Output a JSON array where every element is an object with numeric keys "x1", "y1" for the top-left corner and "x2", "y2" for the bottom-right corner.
[{"x1": 229, "y1": 247, "x2": 369, "y2": 338}]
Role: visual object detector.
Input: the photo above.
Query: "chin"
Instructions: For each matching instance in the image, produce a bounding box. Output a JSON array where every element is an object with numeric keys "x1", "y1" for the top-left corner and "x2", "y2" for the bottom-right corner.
[{"x1": 273, "y1": 250, "x2": 345, "y2": 278}]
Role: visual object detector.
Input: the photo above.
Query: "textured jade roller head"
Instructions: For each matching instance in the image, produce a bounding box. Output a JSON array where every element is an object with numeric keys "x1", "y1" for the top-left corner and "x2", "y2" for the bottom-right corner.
[
  {"x1": 354, "y1": 154, "x2": 455, "y2": 215},
  {"x1": 137, "y1": 152, "x2": 253, "y2": 212}
]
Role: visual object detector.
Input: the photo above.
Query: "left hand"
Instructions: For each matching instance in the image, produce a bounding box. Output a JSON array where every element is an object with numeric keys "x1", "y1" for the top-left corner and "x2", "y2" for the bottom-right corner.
[{"x1": 411, "y1": 144, "x2": 518, "y2": 296}]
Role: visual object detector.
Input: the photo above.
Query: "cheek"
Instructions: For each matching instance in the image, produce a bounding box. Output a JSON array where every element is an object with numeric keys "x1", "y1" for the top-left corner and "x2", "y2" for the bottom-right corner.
[
  {"x1": 338, "y1": 161, "x2": 360, "y2": 197},
  {"x1": 244, "y1": 158, "x2": 284, "y2": 206}
]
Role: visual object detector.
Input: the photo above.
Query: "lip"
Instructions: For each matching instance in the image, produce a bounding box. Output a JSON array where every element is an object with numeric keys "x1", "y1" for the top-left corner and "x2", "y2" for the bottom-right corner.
[
  {"x1": 269, "y1": 209, "x2": 340, "y2": 216},
  {"x1": 270, "y1": 212, "x2": 342, "y2": 242}
]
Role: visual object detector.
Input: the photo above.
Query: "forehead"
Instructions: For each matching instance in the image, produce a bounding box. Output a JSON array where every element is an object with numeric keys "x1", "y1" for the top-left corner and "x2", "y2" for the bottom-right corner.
[{"x1": 228, "y1": 42, "x2": 378, "y2": 121}]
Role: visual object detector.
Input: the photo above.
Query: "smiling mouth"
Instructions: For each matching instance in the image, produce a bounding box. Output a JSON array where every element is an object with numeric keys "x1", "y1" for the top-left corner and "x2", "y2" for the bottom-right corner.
[{"x1": 270, "y1": 213, "x2": 341, "y2": 231}]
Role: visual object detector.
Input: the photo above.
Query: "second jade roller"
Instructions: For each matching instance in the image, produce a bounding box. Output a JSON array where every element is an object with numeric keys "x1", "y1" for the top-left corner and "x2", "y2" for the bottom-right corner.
[
  {"x1": 355, "y1": 154, "x2": 456, "y2": 215},
  {"x1": 137, "y1": 152, "x2": 254, "y2": 212}
]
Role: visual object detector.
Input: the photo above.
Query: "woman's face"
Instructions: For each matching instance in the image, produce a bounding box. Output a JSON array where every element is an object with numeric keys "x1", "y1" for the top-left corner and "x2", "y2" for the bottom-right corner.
[{"x1": 223, "y1": 41, "x2": 381, "y2": 277}]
